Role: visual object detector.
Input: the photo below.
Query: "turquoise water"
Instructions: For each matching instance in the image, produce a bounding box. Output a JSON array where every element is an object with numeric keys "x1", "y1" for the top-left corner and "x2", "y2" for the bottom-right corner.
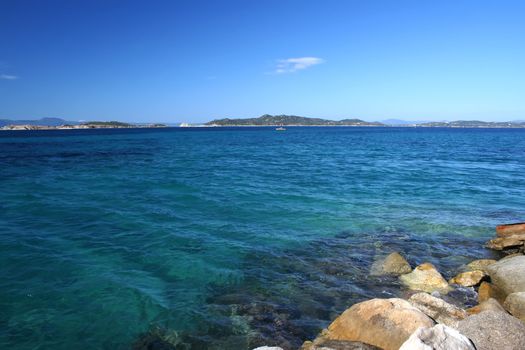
[{"x1": 1, "y1": 127, "x2": 524, "y2": 349}]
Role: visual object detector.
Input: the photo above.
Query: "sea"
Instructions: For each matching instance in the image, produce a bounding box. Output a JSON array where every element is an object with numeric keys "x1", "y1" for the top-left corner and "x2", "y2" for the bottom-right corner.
[{"x1": 1, "y1": 126, "x2": 524, "y2": 349}]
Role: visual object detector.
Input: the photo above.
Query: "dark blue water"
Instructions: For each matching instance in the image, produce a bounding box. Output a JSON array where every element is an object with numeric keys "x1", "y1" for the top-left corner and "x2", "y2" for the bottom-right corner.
[{"x1": 1, "y1": 127, "x2": 524, "y2": 349}]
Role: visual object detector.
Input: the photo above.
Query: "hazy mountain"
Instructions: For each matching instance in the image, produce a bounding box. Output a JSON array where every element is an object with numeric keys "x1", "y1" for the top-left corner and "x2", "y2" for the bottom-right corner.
[
  {"x1": 0, "y1": 117, "x2": 80, "y2": 127},
  {"x1": 381, "y1": 119, "x2": 439, "y2": 125}
]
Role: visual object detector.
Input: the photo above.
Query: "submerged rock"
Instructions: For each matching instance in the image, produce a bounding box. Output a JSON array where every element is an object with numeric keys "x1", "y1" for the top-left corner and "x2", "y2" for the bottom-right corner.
[
  {"x1": 399, "y1": 263, "x2": 451, "y2": 294},
  {"x1": 408, "y1": 292, "x2": 467, "y2": 326},
  {"x1": 322, "y1": 298, "x2": 434, "y2": 350},
  {"x1": 132, "y1": 331, "x2": 187, "y2": 350},
  {"x1": 455, "y1": 311, "x2": 525, "y2": 350},
  {"x1": 467, "y1": 298, "x2": 506, "y2": 315},
  {"x1": 370, "y1": 252, "x2": 412, "y2": 276},
  {"x1": 399, "y1": 324, "x2": 475, "y2": 350},
  {"x1": 300, "y1": 339, "x2": 381, "y2": 350},
  {"x1": 504, "y1": 292, "x2": 525, "y2": 322},
  {"x1": 486, "y1": 255, "x2": 525, "y2": 296},
  {"x1": 449, "y1": 270, "x2": 485, "y2": 287},
  {"x1": 465, "y1": 259, "x2": 497, "y2": 273}
]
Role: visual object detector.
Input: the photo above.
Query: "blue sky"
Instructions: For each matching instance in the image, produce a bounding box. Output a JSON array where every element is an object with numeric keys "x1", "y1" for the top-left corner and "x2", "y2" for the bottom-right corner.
[{"x1": 1, "y1": 0, "x2": 524, "y2": 123}]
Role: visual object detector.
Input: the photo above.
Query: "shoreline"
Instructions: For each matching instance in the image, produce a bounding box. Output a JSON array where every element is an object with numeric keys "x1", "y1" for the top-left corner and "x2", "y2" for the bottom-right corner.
[
  {"x1": 3, "y1": 124, "x2": 525, "y2": 131},
  {"x1": 255, "y1": 223, "x2": 525, "y2": 350},
  {"x1": 132, "y1": 224, "x2": 525, "y2": 350}
]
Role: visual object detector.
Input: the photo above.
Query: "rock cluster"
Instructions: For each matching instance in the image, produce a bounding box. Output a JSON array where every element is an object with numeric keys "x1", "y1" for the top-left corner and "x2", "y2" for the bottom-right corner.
[{"x1": 254, "y1": 223, "x2": 525, "y2": 350}]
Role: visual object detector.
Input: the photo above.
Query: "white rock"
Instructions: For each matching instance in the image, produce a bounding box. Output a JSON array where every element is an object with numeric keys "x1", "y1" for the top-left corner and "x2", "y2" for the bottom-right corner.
[{"x1": 399, "y1": 324, "x2": 475, "y2": 350}]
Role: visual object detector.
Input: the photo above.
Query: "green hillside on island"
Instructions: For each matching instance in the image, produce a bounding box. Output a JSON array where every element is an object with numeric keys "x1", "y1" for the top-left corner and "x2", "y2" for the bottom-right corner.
[{"x1": 206, "y1": 114, "x2": 384, "y2": 126}]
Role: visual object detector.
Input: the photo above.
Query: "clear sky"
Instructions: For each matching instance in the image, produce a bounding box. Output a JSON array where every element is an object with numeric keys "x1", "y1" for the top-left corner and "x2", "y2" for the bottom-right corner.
[{"x1": 1, "y1": 0, "x2": 524, "y2": 123}]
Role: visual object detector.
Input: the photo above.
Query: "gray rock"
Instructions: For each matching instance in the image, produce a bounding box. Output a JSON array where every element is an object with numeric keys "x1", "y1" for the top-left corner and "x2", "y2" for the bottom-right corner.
[
  {"x1": 408, "y1": 292, "x2": 467, "y2": 326},
  {"x1": 370, "y1": 252, "x2": 412, "y2": 276},
  {"x1": 504, "y1": 292, "x2": 525, "y2": 322},
  {"x1": 455, "y1": 311, "x2": 525, "y2": 350},
  {"x1": 486, "y1": 255, "x2": 525, "y2": 296},
  {"x1": 399, "y1": 324, "x2": 475, "y2": 350}
]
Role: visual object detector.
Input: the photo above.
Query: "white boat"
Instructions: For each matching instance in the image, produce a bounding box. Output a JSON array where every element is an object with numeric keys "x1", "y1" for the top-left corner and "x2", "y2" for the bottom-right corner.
[{"x1": 275, "y1": 125, "x2": 286, "y2": 131}]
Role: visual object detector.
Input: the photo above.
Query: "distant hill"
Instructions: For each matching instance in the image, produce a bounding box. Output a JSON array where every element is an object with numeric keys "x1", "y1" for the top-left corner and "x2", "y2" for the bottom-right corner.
[
  {"x1": 0, "y1": 117, "x2": 79, "y2": 127},
  {"x1": 206, "y1": 114, "x2": 384, "y2": 126},
  {"x1": 416, "y1": 120, "x2": 525, "y2": 128},
  {"x1": 381, "y1": 119, "x2": 438, "y2": 125}
]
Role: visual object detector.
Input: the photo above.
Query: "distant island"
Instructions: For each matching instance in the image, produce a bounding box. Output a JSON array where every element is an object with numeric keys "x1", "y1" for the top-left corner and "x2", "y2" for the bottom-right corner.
[
  {"x1": 206, "y1": 114, "x2": 384, "y2": 126},
  {"x1": 206, "y1": 114, "x2": 525, "y2": 128},
  {"x1": 0, "y1": 118, "x2": 166, "y2": 130}
]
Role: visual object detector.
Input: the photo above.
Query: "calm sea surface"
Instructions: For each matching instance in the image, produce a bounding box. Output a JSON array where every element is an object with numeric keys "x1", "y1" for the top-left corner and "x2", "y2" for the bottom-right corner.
[{"x1": 1, "y1": 127, "x2": 524, "y2": 349}]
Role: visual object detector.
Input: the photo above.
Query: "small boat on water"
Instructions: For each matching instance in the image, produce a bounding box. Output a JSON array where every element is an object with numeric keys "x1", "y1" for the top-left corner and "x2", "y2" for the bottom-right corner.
[{"x1": 275, "y1": 125, "x2": 286, "y2": 131}]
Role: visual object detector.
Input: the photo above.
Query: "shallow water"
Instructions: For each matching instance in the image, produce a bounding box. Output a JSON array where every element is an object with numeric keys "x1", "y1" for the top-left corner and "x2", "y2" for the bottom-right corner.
[{"x1": 1, "y1": 127, "x2": 524, "y2": 349}]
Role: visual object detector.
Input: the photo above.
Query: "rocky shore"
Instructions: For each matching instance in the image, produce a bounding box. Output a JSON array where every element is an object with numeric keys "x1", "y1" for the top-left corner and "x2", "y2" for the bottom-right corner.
[{"x1": 254, "y1": 223, "x2": 525, "y2": 350}]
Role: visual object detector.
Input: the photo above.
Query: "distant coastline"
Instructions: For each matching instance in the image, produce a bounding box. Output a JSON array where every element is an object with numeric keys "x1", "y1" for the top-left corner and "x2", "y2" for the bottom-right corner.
[
  {"x1": 206, "y1": 115, "x2": 525, "y2": 128},
  {"x1": 2, "y1": 115, "x2": 525, "y2": 131},
  {"x1": 0, "y1": 119, "x2": 167, "y2": 131}
]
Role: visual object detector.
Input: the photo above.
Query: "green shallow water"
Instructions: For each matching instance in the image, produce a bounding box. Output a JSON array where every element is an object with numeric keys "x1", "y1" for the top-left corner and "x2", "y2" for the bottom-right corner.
[{"x1": 0, "y1": 127, "x2": 524, "y2": 349}]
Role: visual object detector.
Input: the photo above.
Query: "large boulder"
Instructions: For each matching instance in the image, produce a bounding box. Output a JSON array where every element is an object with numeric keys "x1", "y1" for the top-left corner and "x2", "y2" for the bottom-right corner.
[
  {"x1": 486, "y1": 255, "x2": 525, "y2": 296},
  {"x1": 399, "y1": 263, "x2": 451, "y2": 294},
  {"x1": 466, "y1": 259, "x2": 496, "y2": 273},
  {"x1": 504, "y1": 292, "x2": 525, "y2": 322},
  {"x1": 408, "y1": 292, "x2": 467, "y2": 326},
  {"x1": 399, "y1": 324, "x2": 475, "y2": 350},
  {"x1": 467, "y1": 298, "x2": 506, "y2": 315},
  {"x1": 370, "y1": 252, "x2": 412, "y2": 276},
  {"x1": 323, "y1": 298, "x2": 434, "y2": 350},
  {"x1": 449, "y1": 270, "x2": 485, "y2": 287},
  {"x1": 455, "y1": 311, "x2": 525, "y2": 350}
]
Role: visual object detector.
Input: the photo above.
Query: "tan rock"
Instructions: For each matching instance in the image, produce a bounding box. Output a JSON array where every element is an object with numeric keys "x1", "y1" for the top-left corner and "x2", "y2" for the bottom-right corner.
[
  {"x1": 486, "y1": 234, "x2": 525, "y2": 250},
  {"x1": 467, "y1": 298, "x2": 506, "y2": 315},
  {"x1": 399, "y1": 263, "x2": 452, "y2": 294},
  {"x1": 324, "y1": 298, "x2": 434, "y2": 350},
  {"x1": 504, "y1": 292, "x2": 525, "y2": 322},
  {"x1": 477, "y1": 282, "x2": 506, "y2": 304},
  {"x1": 496, "y1": 223, "x2": 525, "y2": 237},
  {"x1": 370, "y1": 252, "x2": 412, "y2": 276},
  {"x1": 408, "y1": 292, "x2": 467, "y2": 326},
  {"x1": 449, "y1": 270, "x2": 485, "y2": 287},
  {"x1": 466, "y1": 259, "x2": 496, "y2": 273}
]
